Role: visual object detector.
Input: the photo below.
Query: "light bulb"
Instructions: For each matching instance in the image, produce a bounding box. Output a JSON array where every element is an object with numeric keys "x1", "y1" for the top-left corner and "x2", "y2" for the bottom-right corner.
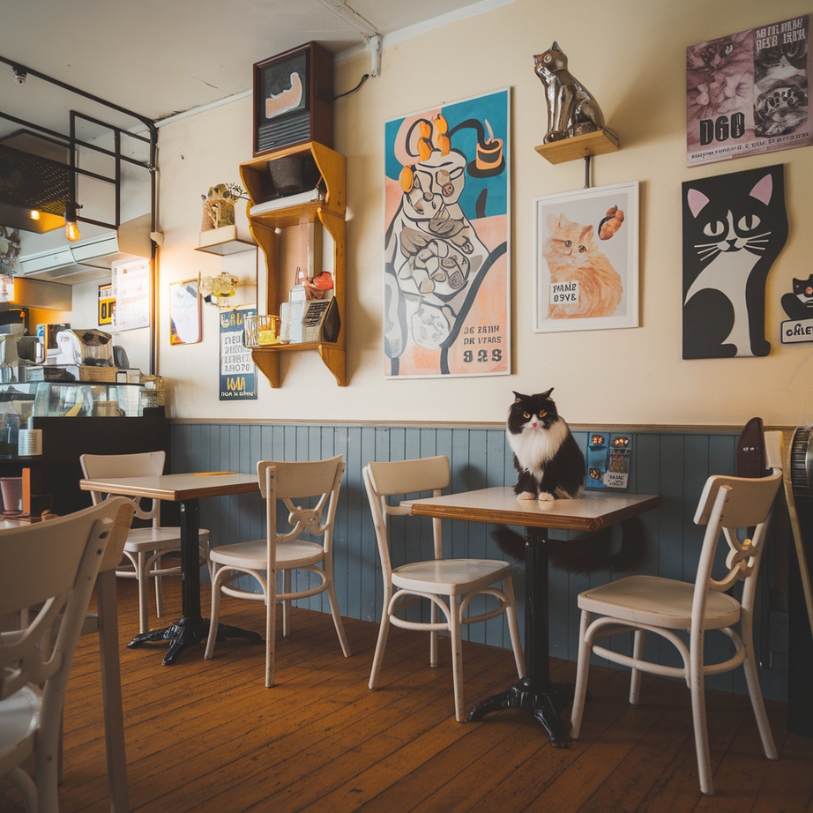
[
  {"x1": 30, "y1": 210, "x2": 40, "y2": 221},
  {"x1": 65, "y1": 219, "x2": 81, "y2": 242}
]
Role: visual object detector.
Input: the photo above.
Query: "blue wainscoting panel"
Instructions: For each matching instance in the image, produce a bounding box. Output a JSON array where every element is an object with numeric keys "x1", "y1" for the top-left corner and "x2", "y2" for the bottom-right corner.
[{"x1": 171, "y1": 422, "x2": 788, "y2": 703}]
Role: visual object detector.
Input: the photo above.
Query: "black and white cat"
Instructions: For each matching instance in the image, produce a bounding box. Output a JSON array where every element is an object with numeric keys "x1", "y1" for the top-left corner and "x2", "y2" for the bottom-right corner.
[
  {"x1": 507, "y1": 389, "x2": 584, "y2": 501},
  {"x1": 683, "y1": 164, "x2": 788, "y2": 359},
  {"x1": 782, "y1": 275, "x2": 813, "y2": 321}
]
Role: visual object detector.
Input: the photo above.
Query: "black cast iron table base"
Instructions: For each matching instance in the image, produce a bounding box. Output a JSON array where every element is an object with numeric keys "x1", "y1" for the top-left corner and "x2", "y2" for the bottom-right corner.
[
  {"x1": 128, "y1": 616, "x2": 262, "y2": 665},
  {"x1": 466, "y1": 676, "x2": 574, "y2": 747}
]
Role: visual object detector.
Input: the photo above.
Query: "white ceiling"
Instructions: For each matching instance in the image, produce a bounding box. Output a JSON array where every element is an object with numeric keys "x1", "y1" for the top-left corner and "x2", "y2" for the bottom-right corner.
[{"x1": 0, "y1": 0, "x2": 510, "y2": 141}]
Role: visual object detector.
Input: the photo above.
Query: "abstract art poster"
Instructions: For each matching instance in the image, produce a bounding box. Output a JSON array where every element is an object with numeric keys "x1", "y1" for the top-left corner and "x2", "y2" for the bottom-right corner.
[{"x1": 383, "y1": 89, "x2": 510, "y2": 379}]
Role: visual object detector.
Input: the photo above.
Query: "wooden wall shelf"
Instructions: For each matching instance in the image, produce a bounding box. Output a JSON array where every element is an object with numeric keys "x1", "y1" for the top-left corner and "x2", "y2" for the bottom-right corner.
[
  {"x1": 240, "y1": 142, "x2": 346, "y2": 387},
  {"x1": 534, "y1": 129, "x2": 619, "y2": 165}
]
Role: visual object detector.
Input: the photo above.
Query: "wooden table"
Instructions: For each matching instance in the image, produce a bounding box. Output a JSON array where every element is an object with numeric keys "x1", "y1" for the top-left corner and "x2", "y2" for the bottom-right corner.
[
  {"x1": 79, "y1": 472, "x2": 262, "y2": 665},
  {"x1": 407, "y1": 487, "x2": 660, "y2": 746}
]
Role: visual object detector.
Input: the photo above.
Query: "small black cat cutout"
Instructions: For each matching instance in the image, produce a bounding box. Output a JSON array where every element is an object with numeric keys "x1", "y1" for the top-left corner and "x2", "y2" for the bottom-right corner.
[
  {"x1": 507, "y1": 389, "x2": 585, "y2": 502},
  {"x1": 533, "y1": 42, "x2": 615, "y2": 145},
  {"x1": 682, "y1": 164, "x2": 788, "y2": 359}
]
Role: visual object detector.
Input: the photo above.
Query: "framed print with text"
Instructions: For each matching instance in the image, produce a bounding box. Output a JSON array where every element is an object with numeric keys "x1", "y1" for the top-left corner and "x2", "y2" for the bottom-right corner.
[{"x1": 534, "y1": 181, "x2": 639, "y2": 333}]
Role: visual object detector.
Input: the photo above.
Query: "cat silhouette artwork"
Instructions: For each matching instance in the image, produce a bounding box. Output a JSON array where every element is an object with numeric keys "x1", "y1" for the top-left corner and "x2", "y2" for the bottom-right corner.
[
  {"x1": 682, "y1": 164, "x2": 788, "y2": 359},
  {"x1": 781, "y1": 276, "x2": 813, "y2": 322},
  {"x1": 533, "y1": 42, "x2": 615, "y2": 144},
  {"x1": 507, "y1": 389, "x2": 585, "y2": 502}
]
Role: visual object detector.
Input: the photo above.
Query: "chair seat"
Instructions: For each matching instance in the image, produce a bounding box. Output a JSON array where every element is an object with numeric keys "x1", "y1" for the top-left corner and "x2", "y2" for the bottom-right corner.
[
  {"x1": 210, "y1": 538, "x2": 325, "y2": 570},
  {"x1": 123, "y1": 526, "x2": 210, "y2": 553},
  {"x1": 0, "y1": 684, "x2": 39, "y2": 772},
  {"x1": 392, "y1": 558, "x2": 512, "y2": 595},
  {"x1": 578, "y1": 574, "x2": 742, "y2": 630}
]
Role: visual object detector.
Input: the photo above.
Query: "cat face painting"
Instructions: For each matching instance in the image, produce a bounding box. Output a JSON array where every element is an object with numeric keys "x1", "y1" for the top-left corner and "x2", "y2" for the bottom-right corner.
[
  {"x1": 507, "y1": 389, "x2": 585, "y2": 502},
  {"x1": 682, "y1": 164, "x2": 788, "y2": 359}
]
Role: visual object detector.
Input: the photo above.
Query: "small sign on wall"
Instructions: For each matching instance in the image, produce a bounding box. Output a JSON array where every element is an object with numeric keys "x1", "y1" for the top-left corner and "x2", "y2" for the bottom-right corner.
[
  {"x1": 112, "y1": 257, "x2": 150, "y2": 331},
  {"x1": 586, "y1": 432, "x2": 631, "y2": 489},
  {"x1": 98, "y1": 283, "x2": 115, "y2": 326},
  {"x1": 219, "y1": 306, "x2": 257, "y2": 400}
]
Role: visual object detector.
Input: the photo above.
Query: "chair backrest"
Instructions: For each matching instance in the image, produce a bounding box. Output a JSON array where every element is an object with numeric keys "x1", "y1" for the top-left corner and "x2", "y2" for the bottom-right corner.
[
  {"x1": 257, "y1": 456, "x2": 345, "y2": 562},
  {"x1": 0, "y1": 498, "x2": 133, "y2": 702},
  {"x1": 80, "y1": 451, "x2": 166, "y2": 526},
  {"x1": 692, "y1": 432, "x2": 783, "y2": 621},
  {"x1": 363, "y1": 456, "x2": 451, "y2": 576}
]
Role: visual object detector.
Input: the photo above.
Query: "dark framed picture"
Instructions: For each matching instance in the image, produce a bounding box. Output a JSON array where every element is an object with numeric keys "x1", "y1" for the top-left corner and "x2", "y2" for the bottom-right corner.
[{"x1": 252, "y1": 41, "x2": 334, "y2": 156}]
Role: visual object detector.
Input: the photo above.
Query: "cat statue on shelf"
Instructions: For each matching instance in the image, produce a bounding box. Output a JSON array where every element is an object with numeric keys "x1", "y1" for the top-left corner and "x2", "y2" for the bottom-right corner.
[
  {"x1": 507, "y1": 389, "x2": 585, "y2": 502},
  {"x1": 533, "y1": 42, "x2": 614, "y2": 144}
]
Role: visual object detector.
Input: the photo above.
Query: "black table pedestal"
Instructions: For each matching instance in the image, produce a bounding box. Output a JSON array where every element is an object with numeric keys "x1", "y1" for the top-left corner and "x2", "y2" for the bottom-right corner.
[
  {"x1": 126, "y1": 497, "x2": 261, "y2": 664},
  {"x1": 466, "y1": 525, "x2": 572, "y2": 747}
]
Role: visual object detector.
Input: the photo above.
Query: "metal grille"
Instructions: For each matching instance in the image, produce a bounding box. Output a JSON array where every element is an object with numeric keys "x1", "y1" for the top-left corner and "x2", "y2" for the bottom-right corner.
[{"x1": 0, "y1": 144, "x2": 69, "y2": 214}]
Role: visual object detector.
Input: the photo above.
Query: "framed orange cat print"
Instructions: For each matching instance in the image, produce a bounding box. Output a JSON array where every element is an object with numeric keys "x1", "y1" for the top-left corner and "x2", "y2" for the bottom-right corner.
[{"x1": 533, "y1": 181, "x2": 639, "y2": 333}]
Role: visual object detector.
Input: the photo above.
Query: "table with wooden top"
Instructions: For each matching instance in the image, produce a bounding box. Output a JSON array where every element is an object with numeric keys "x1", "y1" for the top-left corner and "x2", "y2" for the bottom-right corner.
[
  {"x1": 406, "y1": 487, "x2": 660, "y2": 747},
  {"x1": 80, "y1": 471, "x2": 262, "y2": 665}
]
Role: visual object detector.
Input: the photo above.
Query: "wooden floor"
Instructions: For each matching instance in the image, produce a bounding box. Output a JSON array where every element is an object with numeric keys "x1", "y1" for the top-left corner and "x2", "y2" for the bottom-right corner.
[{"x1": 3, "y1": 578, "x2": 813, "y2": 813}]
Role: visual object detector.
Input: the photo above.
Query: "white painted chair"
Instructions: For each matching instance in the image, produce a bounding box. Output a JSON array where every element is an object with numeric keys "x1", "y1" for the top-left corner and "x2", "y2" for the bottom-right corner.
[
  {"x1": 0, "y1": 498, "x2": 133, "y2": 813},
  {"x1": 570, "y1": 431, "x2": 784, "y2": 796},
  {"x1": 363, "y1": 456, "x2": 525, "y2": 722},
  {"x1": 80, "y1": 451, "x2": 211, "y2": 634},
  {"x1": 204, "y1": 456, "x2": 350, "y2": 687}
]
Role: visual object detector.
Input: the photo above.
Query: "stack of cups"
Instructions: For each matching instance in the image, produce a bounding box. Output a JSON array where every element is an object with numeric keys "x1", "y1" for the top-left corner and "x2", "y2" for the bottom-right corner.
[{"x1": 18, "y1": 418, "x2": 43, "y2": 456}]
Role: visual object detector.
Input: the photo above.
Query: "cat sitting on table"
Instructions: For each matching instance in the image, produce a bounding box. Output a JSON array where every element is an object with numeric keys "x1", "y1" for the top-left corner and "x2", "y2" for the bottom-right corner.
[{"x1": 507, "y1": 389, "x2": 585, "y2": 502}]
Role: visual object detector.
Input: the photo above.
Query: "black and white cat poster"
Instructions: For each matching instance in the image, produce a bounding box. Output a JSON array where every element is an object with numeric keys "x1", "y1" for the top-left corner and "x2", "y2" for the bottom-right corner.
[{"x1": 682, "y1": 164, "x2": 788, "y2": 359}]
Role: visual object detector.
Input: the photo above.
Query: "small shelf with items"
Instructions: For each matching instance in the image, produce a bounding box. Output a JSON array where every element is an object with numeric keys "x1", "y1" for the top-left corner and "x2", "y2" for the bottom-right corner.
[
  {"x1": 195, "y1": 225, "x2": 255, "y2": 255},
  {"x1": 240, "y1": 141, "x2": 346, "y2": 387},
  {"x1": 534, "y1": 130, "x2": 619, "y2": 165}
]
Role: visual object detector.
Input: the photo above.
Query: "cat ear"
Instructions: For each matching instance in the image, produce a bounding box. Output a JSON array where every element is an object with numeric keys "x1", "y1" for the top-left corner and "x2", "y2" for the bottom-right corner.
[
  {"x1": 749, "y1": 173, "x2": 773, "y2": 205},
  {"x1": 547, "y1": 214, "x2": 560, "y2": 233},
  {"x1": 512, "y1": 391, "x2": 526, "y2": 402},
  {"x1": 687, "y1": 188, "x2": 710, "y2": 218},
  {"x1": 541, "y1": 387, "x2": 554, "y2": 398},
  {"x1": 551, "y1": 41, "x2": 562, "y2": 52}
]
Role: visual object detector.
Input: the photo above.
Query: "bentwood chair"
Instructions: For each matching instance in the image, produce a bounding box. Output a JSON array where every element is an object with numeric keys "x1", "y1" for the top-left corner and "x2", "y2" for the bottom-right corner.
[
  {"x1": 205, "y1": 456, "x2": 350, "y2": 687},
  {"x1": 0, "y1": 498, "x2": 133, "y2": 813},
  {"x1": 570, "y1": 431, "x2": 784, "y2": 796},
  {"x1": 363, "y1": 456, "x2": 525, "y2": 722},
  {"x1": 80, "y1": 451, "x2": 211, "y2": 634}
]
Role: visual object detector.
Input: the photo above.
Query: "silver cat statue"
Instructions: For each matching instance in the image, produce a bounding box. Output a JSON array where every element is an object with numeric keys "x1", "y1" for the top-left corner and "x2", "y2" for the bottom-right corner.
[{"x1": 533, "y1": 42, "x2": 614, "y2": 144}]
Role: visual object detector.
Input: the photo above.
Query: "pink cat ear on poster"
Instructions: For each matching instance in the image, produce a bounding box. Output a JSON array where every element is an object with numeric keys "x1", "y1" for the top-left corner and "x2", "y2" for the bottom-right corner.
[
  {"x1": 687, "y1": 188, "x2": 710, "y2": 217},
  {"x1": 750, "y1": 173, "x2": 773, "y2": 205}
]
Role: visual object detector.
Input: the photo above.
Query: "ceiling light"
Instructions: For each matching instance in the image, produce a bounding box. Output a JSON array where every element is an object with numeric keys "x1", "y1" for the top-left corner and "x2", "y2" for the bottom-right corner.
[
  {"x1": 12, "y1": 66, "x2": 26, "y2": 84},
  {"x1": 30, "y1": 210, "x2": 40, "y2": 221},
  {"x1": 64, "y1": 202, "x2": 81, "y2": 242}
]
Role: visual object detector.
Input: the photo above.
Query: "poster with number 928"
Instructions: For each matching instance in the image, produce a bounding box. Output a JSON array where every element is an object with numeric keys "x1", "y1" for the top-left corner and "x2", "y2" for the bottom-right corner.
[{"x1": 383, "y1": 89, "x2": 511, "y2": 379}]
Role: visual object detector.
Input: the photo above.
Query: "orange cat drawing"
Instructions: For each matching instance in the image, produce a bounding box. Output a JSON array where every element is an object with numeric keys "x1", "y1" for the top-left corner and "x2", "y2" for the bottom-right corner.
[{"x1": 544, "y1": 214, "x2": 622, "y2": 318}]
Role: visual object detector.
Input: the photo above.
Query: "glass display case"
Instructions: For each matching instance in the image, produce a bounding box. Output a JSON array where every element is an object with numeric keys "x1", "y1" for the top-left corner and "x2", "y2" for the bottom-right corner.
[{"x1": 0, "y1": 381, "x2": 160, "y2": 454}]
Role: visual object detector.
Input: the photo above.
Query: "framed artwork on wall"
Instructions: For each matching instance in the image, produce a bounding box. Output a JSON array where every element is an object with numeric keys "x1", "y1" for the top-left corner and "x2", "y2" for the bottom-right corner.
[
  {"x1": 533, "y1": 181, "x2": 639, "y2": 334},
  {"x1": 169, "y1": 278, "x2": 201, "y2": 346},
  {"x1": 383, "y1": 88, "x2": 511, "y2": 379}
]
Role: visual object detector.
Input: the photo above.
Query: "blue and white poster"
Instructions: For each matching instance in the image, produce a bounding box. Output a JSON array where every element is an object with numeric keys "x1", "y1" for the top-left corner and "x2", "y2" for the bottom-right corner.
[{"x1": 219, "y1": 306, "x2": 257, "y2": 400}]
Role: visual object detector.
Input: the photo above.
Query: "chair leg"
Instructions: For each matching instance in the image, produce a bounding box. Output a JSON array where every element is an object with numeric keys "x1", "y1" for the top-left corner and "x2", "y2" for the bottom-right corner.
[
  {"x1": 282, "y1": 570, "x2": 291, "y2": 639},
  {"x1": 570, "y1": 609, "x2": 592, "y2": 739},
  {"x1": 136, "y1": 551, "x2": 149, "y2": 635},
  {"x1": 741, "y1": 639, "x2": 778, "y2": 760},
  {"x1": 265, "y1": 567, "x2": 277, "y2": 688},
  {"x1": 153, "y1": 554, "x2": 165, "y2": 620},
  {"x1": 430, "y1": 600, "x2": 438, "y2": 668},
  {"x1": 204, "y1": 564, "x2": 224, "y2": 660},
  {"x1": 369, "y1": 589, "x2": 392, "y2": 690},
  {"x1": 449, "y1": 595, "x2": 465, "y2": 722},
  {"x1": 629, "y1": 628, "x2": 645, "y2": 707},
  {"x1": 504, "y1": 575, "x2": 525, "y2": 679},
  {"x1": 689, "y1": 632, "x2": 714, "y2": 795},
  {"x1": 325, "y1": 578, "x2": 351, "y2": 657}
]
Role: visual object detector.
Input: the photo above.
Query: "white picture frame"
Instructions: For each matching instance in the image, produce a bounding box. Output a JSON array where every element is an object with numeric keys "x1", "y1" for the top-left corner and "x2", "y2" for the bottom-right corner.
[{"x1": 533, "y1": 181, "x2": 639, "y2": 333}]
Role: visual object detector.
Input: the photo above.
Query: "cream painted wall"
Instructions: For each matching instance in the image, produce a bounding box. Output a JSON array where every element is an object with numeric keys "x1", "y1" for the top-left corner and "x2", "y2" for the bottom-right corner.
[{"x1": 156, "y1": 0, "x2": 813, "y2": 427}]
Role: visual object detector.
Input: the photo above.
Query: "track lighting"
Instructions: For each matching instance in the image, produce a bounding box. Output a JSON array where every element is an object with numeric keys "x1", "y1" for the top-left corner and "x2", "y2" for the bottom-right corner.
[{"x1": 12, "y1": 66, "x2": 26, "y2": 84}]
